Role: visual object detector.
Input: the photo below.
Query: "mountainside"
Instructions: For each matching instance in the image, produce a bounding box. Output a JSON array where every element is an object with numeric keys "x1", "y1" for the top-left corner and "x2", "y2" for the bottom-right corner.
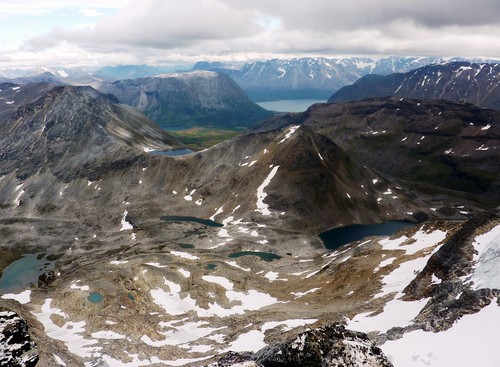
[
  {"x1": 328, "y1": 62, "x2": 500, "y2": 110},
  {"x1": 0, "y1": 81, "x2": 499, "y2": 366},
  {"x1": 254, "y1": 97, "x2": 500, "y2": 206},
  {"x1": 97, "y1": 70, "x2": 273, "y2": 130}
]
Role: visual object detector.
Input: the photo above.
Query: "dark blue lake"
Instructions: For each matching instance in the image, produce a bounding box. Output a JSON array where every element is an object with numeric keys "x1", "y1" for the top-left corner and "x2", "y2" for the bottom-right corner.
[
  {"x1": 320, "y1": 221, "x2": 414, "y2": 250},
  {"x1": 161, "y1": 215, "x2": 223, "y2": 227},
  {"x1": 150, "y1": 149, "x2": 194, "y2": 156},
  {"x1": 228, "y1": 251, "x2": 282, "y2": 262}
]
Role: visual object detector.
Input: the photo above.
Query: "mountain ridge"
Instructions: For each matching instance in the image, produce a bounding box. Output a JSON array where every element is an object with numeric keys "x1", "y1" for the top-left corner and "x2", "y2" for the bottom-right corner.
[
  {"x1": 328, "y1": 61, "x2": 500, "y2": 110},
  {"x1": 97, "y1": 70, "x2": 273, "y2": 130}
]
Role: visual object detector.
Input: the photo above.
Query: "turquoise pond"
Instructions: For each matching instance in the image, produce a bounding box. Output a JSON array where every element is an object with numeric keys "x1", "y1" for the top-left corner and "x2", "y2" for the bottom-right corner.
[
  {"x1": 320, "y1": 221, "x2": 415, "y2": 250},
  {"x1": 149, "y1": 149, "x2": 194, "y2": 156},
  {"x1": 161, "y1": 216, "x2": 223, "y2": 227},
  {"x1": 0, "y1": 253, "x2": 55, "y2": 294},
  {"x1": 87, "y1": 292, "x2": 104, "y2": 303},
  {"x1": 228, "y1": 251, "x2": 282, "y2": 262}
]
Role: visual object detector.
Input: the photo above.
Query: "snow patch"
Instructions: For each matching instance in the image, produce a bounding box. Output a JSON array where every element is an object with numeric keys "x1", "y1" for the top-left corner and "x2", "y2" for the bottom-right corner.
[
  {"x1": 1, "y1": 290, "x2": 31, "y2": 304},
  {"x1": 255, "y1": 166, "x2": 280, "y2": 216},
  {"x1": 120, "y1": 210, "x2": 133, "y2": 231},
  {"x1": 278, "y1": 125, "x2": 300, "y2": 144}
]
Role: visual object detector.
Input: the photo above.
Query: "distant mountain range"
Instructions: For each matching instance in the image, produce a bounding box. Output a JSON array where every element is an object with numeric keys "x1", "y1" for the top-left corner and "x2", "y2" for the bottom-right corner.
[
  {"x1": 193, "y1": 56, "x2": 500, "y2": 101},
  {"x1": 328, "y1": 62, "x2": 500, "y2": 110},
  {"x1": 96, "y1": 70, "x2": 272, "y2": 130},
  {"x1": 3, "y1": 56, "x2": 499, "y2": 103}
]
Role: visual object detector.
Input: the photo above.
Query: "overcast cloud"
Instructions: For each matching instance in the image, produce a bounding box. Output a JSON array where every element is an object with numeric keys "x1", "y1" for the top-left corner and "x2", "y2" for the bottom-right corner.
[{"x1": 2, "y1": 0, "x2": 500, "y2": 68}]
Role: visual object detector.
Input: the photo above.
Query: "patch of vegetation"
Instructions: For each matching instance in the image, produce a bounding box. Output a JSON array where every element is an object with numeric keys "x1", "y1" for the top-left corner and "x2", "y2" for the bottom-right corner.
[{"x1": 170, "y1": 128, "x2": 242, "y2": 149}]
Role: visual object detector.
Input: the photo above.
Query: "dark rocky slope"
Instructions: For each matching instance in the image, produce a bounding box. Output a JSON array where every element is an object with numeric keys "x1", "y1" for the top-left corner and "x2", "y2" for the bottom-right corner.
[
  {"x1": 254, "y1": 98, "x2": 500, "y2": 206},
  {"x1": 0, "y1": 310, "x2": 38, "y2": 367},
  {"x1": 209, "y1": 324, "x2": 393, "y2": 367},
  {"x1": 328, "y1": 62, "x2": 500, "y2": 110},
  {"x1": 0, "y1": 84, "x2": 455, "y2": 265},
  {"x1": 97, "y1": 70, "x2": 272, "y2": 130}
]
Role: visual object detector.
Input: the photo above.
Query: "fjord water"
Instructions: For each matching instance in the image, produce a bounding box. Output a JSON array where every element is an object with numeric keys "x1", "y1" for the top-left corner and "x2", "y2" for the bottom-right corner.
[
  {"x1": 0, "y1": 253, "x2": 55, "y2": 294},
  {"x1": 256, "y1": 99, "x2": 326, "y2": 112},
  {"x1": 320, "y1": 221, "x2": 414, "y2": 250}
]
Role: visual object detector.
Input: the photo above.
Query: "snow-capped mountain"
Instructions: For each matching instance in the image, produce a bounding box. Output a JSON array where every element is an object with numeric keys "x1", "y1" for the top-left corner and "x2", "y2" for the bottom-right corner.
[
  {"x1": 328, "y1": 62, "x2": 500, "y2": 110},
  {"x1": 195, "y1": 56, "x2": 500, "y2": 101}
]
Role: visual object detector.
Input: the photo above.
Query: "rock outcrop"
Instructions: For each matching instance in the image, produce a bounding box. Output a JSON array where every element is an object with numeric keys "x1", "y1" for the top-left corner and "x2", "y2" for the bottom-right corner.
[
  {"x1": 0, "y1": 310, "x2": 38, "y2": 367},
  {"x1": 209, "y1": 324, "x2": 393, "y2": 367}
]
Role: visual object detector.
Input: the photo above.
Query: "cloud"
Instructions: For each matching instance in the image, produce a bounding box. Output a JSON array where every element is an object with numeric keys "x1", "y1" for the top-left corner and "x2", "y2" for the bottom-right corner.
[
  {"x1": 8, "y1": 0, "x2": 500, "y2": 67},
  {"x1": 79, "y1": 9, "x2": 105, "y2": 17}
]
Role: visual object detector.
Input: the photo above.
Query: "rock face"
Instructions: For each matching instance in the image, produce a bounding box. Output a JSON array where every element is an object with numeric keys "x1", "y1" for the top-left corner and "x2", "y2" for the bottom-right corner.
[
  {"x1": 0, "y1": 310, "x2": 38, "y2": 367},
  {"x1": 0, "y1": 83, "x2": 183, "y2": 181},
  {"x1": 210, "y1": 324, "x2": 393, "y2": 367},
  {"x1": 97, "y1": 70, "x2": 272, "y2": 130},
  {"x1": 328, "y1": 62, "x2": 500, "y2": 110},
  {"x1": 254, "y1": 97, "x2": 500, "y2": 205}
]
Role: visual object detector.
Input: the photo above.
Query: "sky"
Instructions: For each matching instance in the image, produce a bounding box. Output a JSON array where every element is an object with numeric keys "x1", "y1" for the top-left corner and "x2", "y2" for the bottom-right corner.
[{"x1": 1, "y1": 0, "x2": 500, "y2": 69}]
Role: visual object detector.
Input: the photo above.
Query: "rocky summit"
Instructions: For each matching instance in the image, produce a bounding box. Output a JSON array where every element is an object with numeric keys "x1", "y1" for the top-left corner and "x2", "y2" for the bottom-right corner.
[{"x1": 0, "y1": 80, "x2": 499, "y2": 367}]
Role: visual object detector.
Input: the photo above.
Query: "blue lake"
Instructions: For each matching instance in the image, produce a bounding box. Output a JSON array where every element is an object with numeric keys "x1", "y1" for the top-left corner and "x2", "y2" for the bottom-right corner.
[
  {"x1": 161, "y1": 215, "x2": 223, "y2": 227},
  {"x1": 320, "y1": 221, "x2": 415, "y2": 250},
  {"x1": 228, "y1": 251, "x2": 282, "y2": 262},
  {"x1": 256, "y1": 99, "x2": 327, "y2": 113},
  {"x1": 0, "y1": 253, "x2": 55, "y2": 294}
]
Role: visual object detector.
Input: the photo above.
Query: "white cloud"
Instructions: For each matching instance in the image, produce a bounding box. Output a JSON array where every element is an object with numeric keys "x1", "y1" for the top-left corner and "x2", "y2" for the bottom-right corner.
[
  {"x1": 79, "y1": 9, "x2": 105, "y2": 17},
  {"x1": 2, "y1": 0, "x2": 500, "y2": 67}
]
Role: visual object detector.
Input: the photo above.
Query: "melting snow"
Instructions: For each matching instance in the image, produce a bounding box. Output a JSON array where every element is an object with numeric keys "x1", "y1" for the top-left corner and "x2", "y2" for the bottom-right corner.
[
  {"x1": 170, "y1": 251, "x2": 199, "y2": 260},
  {"x1": 110, "y1": 260, "x2": 128, "y2": 265},
  {"x1": 225, "y1": 330, "x2": 266, "y2": 352},
  {"x1": 291, "y1": 288, "x2": 321, "y2": 298},
  {"x1": 178, "y1": 268, "x2": 191, "y2": 278},
  {"x1": 469, "y1": 224, "x2": 500, "y2": 290},
  {"x1": 33, "y1": 299, "x2": 100, "y2": 359},
  {"x1": 210, "y1": 206, "x2": 224, "y2": 221},
  {"x1": 1, "y1": 290, "x2": 31, "y2": 304},
  {"x1": 255, "y1": 166, "x2": 280, "y2": 216},
  {"x1": 382, "y1": 302, "x2": 500, "y2": 367},
  {"x1": 278, "y1": 125, "x2": 300, "y2": 144},
  {"x1": 120, "y1": 211, "x2": 133, "y2": 231}
]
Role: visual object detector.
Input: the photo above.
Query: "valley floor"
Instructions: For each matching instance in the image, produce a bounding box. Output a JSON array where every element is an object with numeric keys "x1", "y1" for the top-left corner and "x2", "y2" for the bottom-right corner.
[{"x1": 1, "y1": 214, "x2": 499, "y2": 366}]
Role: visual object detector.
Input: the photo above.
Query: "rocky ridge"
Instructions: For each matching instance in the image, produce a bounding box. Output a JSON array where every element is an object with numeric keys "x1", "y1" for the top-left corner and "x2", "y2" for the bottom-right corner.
[
  {"x1": 328, "y1": 62, "x2": 500, "y2": 110},
  {"x1": 254, "y1": 97, "x2": 500, "y2": 205}
]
